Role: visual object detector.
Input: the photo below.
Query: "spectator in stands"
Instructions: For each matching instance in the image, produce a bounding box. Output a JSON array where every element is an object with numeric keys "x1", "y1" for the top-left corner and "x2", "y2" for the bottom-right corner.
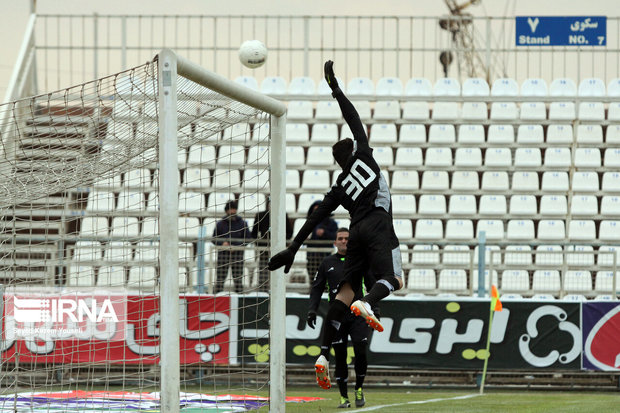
[
  {"x1": 213, "y1": 200, "x2": 250, "y2": 293},
  {"x1": 305, "y1": 200, "x2": 338, "y2": 286},
  {"x1": 307, "y1": 227, "x2": 375, "y2": 408},
  {"x1": 251, "y1": 199, "x2": 293, "y2": 292}
]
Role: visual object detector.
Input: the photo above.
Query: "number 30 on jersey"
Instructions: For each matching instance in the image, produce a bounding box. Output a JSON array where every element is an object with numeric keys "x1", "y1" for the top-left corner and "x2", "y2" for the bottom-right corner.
[{"x1": 341, "y1": 159, "x2": 376, "y2": 201}]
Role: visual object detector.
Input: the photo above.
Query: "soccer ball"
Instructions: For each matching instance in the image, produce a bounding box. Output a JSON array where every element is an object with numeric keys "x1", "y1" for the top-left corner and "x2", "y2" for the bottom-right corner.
[{"x1": 239, "y1": 40, "x2": 267, "y2": 69}]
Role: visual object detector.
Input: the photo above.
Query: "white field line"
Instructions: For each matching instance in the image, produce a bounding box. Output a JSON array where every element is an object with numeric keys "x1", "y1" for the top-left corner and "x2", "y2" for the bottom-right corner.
[{"x1": 352, "y1": 393, "x2": 480, "y2": 411}]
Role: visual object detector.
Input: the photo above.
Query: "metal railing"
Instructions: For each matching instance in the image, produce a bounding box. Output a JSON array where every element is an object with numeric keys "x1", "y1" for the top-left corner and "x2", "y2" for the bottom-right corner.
[{"x1": 8, "y1": 14, "x2": 620, "y2": 99}]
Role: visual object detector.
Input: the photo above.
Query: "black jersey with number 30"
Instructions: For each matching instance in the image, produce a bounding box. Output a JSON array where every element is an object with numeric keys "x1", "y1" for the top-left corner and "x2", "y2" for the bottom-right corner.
[{"x1": 292, "y1": 90, "x2": 393, "y2": 246}]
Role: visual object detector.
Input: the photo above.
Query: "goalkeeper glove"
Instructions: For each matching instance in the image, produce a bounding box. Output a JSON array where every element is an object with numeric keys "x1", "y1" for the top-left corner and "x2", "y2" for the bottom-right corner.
[
  {"x1": 324, "y1": 60, "x2": 342, "y2": 96},
  {"x1": 307, "y1": 311, "x2": 317, "y2": 329},
  {"x1": 267, "y1": 241, "x2": 300, "y2": 273}
]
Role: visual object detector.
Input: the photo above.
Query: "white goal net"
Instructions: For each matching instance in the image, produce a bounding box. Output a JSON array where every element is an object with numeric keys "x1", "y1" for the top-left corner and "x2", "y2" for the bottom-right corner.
[{"x1": 0, "y1": 50, "x2": 287, "y2": 412}]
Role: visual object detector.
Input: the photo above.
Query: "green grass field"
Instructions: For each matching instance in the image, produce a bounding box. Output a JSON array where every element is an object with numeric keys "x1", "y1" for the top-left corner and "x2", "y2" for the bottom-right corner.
[{"x1": 256, "y1": 387, "x2": 619, "y2": 412}]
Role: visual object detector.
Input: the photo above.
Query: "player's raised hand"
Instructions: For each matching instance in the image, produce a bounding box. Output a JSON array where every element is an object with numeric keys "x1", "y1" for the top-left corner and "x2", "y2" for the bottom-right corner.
[
  {"x1": 306, "y1": 311, "x2": 317, "y2": 329},
  {"x1": 324, "y1": 60, "x2": 341, "y2": 94},
  {"x1": 268, "y1": 246, "x2": 296, "y2": 273}
]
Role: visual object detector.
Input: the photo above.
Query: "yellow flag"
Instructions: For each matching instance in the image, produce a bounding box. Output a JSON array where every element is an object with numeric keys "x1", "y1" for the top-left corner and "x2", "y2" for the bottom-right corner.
[{"x1": 491, "y1": 285, "x2": 502, "y2": 312}]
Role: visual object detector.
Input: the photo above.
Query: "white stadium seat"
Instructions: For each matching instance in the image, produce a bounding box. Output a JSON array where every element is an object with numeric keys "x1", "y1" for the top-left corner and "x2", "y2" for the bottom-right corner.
[
  {"x1": 490, "y1": 102, "x2": 518, "y2": 120},
  {"x1": 346, "y1": 77, "x2": 374, "y2": 96},
  {"x1": 104, "y1": 241, "x2": 132, "y2": 261},
  {"x1": 392, "y1": 194, "x2": 416, "y2": 215},
  {"x1": 511, "y1": 171, "x2": 539, "y2": 192},
  {"x1": 462, "y1": 77, "x2": 489, "y2": 96},
  {"x1": 579, "y1": 78, "x2": 606, "y2": 96},
  {"x1": 448, "y1": 195, "x2": 476, "y2": 215},
  {"x1": 520, "y1": 102, "x2": 546, "y2": 120},
  {"x1": 405, "y1": 78, "x2": 433, "y2": 96},
  {"x1": 476, "y1": 220, "x2": 504, "y2": 241},
  {"x1": 566, "y1": 245, "x2": 595, "y2": 266},
  {"x1": 575, "y1": 148, "x2": 601, "y2": 168},
  {"x1": 577, "y1": 124, "x2": 603, "y2": 143},
  {"x1": 306, "y1": 146, "x2": 334, "y2": 166},
  {"x1": 402, "y1": 101, "x2": 429, "y2": 120},
  {"x1": 504, "y1": 245, "x2": 532, "y2": 266},
  {"x1": 517, "y1": 124, "x2": 544, "y2": 143},
  {"x1": 602, "y1": 172, "x2": 620, "y2": 193},
  {"x1": 546, "y1": 124, "x2": 573, "y2": 144},
  {"x1": 235, "y1": 75, "x2": 258, "y2": 91},
  {"x1": 445, "y1": 219, "x2": 474, "y2": 240},
  {"x1": 407, "y1": 269, "x2": 436, "y2": 291},
  {"x1": 369, "y1": 123, "x2": 397, "y2": 143},
  {"x1": 111, "y1": 217, "x2": 140, "y2": 237},
  {"x1": 514, "y1": 148, "x2": 541, "y2": 167},
  {"x1": 600, "y1": 221, "x2": 620, "y2": 241},
  {"x1": 506, "y1": 220, "x2": 535, "y2": 240},
  {"x1": 461, "y1": 102, "x2": 489, "y2": 121},
  {"x1": 428, "y1": 124, "x2": 456, "y2": 144},
  {"x1": 509, "y1": 195, "x2": 537, "y2": 216},
  {"x1": 432, "y1": 102, "x2": 459, "y2": 120},
  {"x1": 540, "y1": 195, "x2": 567, "y2": 216},
  {"x1": 184, "y1": 167, "x2": 211, "y2": 189},
  {"x1": 97, "y1": 266, "x2": 126, "y2": 287},
  {"x1": 568, "y1": 220, "x2": 596, "y2": 241},
  {"x1": 392, "y1": 170, "x2": 419, "y2": 190},
  {"x1": 372, "y1": 146, "x2": 394, "y2": 166},
  {"x1": 376, "y1": 77, "x2": 404, "y2": 96},
  {"x1": 604, "y1": 149, "x2": 620, "y2": 167},
  {"x1": 487, "y1": 124, "x2": 514, "y2": 143},
  {"x1": 501, "y1": 270, "x2": 529, "y2": 292},
  {"x1": 438, "y1": 269, "x2": 467, "y2": 291},
  {"x1": 564, "y1": 271, "x2": 592, "y2": 294},
  {"x1": 395, "y1": 147, "x2": 423, "y2": 167},
  {"x1": 457, "y1": 124, "x2": 485, "y2": 143},
  {"x1": 484, "y1": 148, "x2": 511, "y2": 168},
  {"x1": 571, "y1": 195, "x2": 598, "y2": 216},
  {"x1": 415, "y1": 220, "x2": 443, "y2": 240},
  {"x1": 425, "y1": 147, "x2": 452, "y2": 166},
  {"x1": 260, "y1": 76, "x2": 287, "y2": 94},
  {"x1": 418, "y1": 195, "x2": 446, "y2": 216},
  {"x1": 491, "y1": 78, "x2": 519, "y2": 96},
  {"x1": 73, "y1": 241, "x2": 102, "y2": 261},
  {"x1": 116, "y1": 191, "x2": 144, "y2": 211},
  {"x1": 535, "y1": 245, "x2": 563, "y2": 266},
  {"x1": 315, "y1": 101, "x2": 341, "y2": 120},
  {"x1": 128, "y1": 266, "x2": 157, "y2": 288},
  {"x1": 393, "y1": 219, "x2": 413, "y2": 239},
  {"x1": 301, "y1": 169, "x2": 330, "y2": 190},
  {"x1": 537, "y1": 220, "x2": 565, "y2": 241},
  {"x1": 521, "y1": 78, "x2": 548, "y2": 96},
  {"x1": 601, "y1": 196, "x2": 620, "y2": 216},
  {"x1": 399, "y1": 124, "x2": 426, "y2": 143},
  {"x1": 433, "y1": 78, "x2": 460, "y2": 96},
  {"x1": 412, "y1": 244, "x2": 440, "y2": 265},
  {"x1": 68, "y1": 265, "x2": 96, "y2": 286},
  {"x1": 373, "y1": 100, "x2": 401, "y2": 120},
  {"x1": 312, "y1": 123, "x2": 339, "y2": 142},
  {"x1": 550, "y1": 78, "x2": 577, "y2": 96},
  {"x1": 288, "y1": 76, "x2": 316, "y2": 95},
  {"x1": 421, "y1": 171, "x2": 449, "y2": 190},
  {"x1": 532, "y1": 270, "x2": 561, "y2": 293},
  {"x1": 287, "y1": 100, "x2": 314, "y2": 120},
  {"x1": 548, "y1": 102, "x2": 575, "y2": 120},
  {"x1": 217, "y1": 145, "x2": 245, "y2": 166},
  {"x1": 541, "y1": 172, "x2": 569, "y2": 192},
  {"x1": 86, "y1": 191, "x2": 115, "y2": 211},
  {"x1": 578, "y1": 102, "x2": 605, "y2": 121},
  {"x1": 212, "y1": 168, "x2": 241, "y2": 189},
  {"x1": 479, "y1": 195, "x2": 507, "y2": 216},
  {"x1": 544, "y1": 147, "x2": 571, "y2": 167},
  {"x1": 572, "y1": 171, "x2": 599, "y2": 193},
  {"x1": 454, "y1": 147, "x2": 482, "y2": 167},
  {"x1": 178, "y1": 217, "x2": 201, "y2": 239},
  {"x1": 451, "y1": 171, "x2": 479, "y2": 191},
  {"x1": 481, "y1": 171, "x2": 509, "y2": 191}
]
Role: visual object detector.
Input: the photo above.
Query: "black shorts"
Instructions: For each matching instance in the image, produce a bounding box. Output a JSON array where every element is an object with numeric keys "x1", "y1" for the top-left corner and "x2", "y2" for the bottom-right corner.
[
  {"x1": 333, "y1": 312, "x2": 371, "y2": 345},
  {"x1": 342, "y1": 209, "x2": 403, "y2": 294}
]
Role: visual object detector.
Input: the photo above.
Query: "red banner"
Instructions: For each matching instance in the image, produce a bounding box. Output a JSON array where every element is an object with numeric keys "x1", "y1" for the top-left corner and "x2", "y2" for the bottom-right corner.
[{"x1": 1, "y1": 294, "x2": 232, "y2": 365}]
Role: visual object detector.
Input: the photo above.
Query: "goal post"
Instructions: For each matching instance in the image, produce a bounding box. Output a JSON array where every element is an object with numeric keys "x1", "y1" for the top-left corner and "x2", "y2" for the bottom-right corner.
[
  {"x1": 0, "y1": 48, "x2": 287, "y2": 412},
  {"x1": 158, "y1": 48, "x2": 288, "y2": 412}
]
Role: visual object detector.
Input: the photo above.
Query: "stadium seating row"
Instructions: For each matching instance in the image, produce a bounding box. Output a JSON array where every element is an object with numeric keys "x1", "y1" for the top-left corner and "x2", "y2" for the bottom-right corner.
[
  {"x1": 91, "y1": 170, "x2": 620, "y2": 196},
  {"x1": 235, "y1": 75, "x2": 620, "y2": 98},
  {"x1": 67, "y1": 264, "x2": 191, "y2": 288},
  {"x1": 405, "y1": 268, "x2": 615, "y2": 295},
  {"x1": 283, "y1": 100, "x2": 620, "y2": 122}
]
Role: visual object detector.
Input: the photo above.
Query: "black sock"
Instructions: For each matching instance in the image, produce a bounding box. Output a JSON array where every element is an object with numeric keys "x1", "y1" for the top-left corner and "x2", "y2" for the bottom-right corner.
[
  {"x1": 363, "y1": 281, "x2": 391, "y2": 307},
  {"x1": 353, "y1": 342, "x2": 368, "y2": 390},
  {"x1": 337, "y1": 378, "x2": 348, "y2": 399},
  {"x1": 319, "y1": 300, "x2": 350, "y2": 359}
]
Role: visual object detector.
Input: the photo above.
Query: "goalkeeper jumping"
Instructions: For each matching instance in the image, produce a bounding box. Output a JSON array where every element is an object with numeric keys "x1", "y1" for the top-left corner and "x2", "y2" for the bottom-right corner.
[{"x1": 268, "y1": 60, "x2": 403, "y2": 390}]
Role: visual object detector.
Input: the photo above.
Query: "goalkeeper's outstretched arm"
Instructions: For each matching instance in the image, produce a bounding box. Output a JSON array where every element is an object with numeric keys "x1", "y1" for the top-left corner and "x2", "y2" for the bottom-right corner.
[{"x1": 324, "y1": 60, "x2": 369, "y2": 151}]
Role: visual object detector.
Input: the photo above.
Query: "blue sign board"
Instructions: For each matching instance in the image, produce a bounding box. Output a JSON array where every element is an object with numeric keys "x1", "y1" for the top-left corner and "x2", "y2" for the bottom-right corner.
[{"x1": 516, "y1": 16, "x2": 606, "y2": 46}]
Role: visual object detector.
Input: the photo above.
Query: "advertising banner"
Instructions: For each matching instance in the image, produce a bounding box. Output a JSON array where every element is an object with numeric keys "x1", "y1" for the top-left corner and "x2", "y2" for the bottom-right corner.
[
  {"x1": 1, "y1": 293, "x2": 233, "y2": 365},
  {"x1": 239, "y1": 296, "x2": 582, "y2": 371},
  {"x1": 582, "y1": 302, "x2": 620, "y2": 371}
]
